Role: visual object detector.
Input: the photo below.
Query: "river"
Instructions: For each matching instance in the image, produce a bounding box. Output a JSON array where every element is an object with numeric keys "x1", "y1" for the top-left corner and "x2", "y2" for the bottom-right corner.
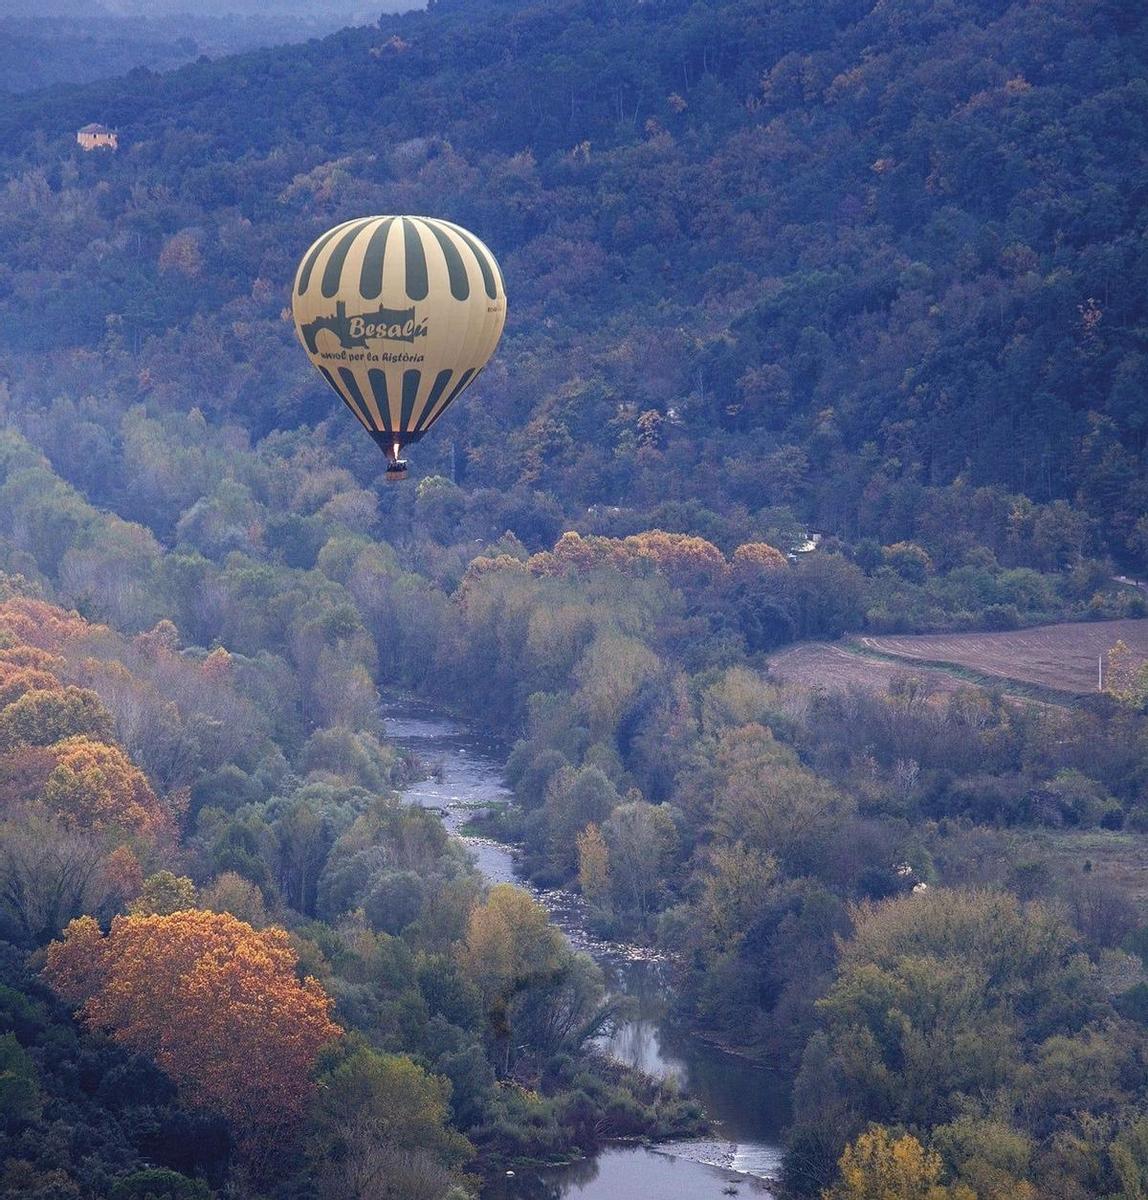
[{"x1": 383, "y1": 696, "x2": 790, "y2": 1200}]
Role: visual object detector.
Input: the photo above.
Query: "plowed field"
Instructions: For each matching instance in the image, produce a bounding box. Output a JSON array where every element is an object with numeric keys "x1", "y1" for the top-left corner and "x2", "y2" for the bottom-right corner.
[
  {"x1": 768, "y1": 643, "x2": 965, "y2": 696},
  {"x1": 860, "y1": 619, "x2": 1148, "y2": 694},
  {"x1": 768, "y1": 619, "x2": 1148, "y2": 701}
]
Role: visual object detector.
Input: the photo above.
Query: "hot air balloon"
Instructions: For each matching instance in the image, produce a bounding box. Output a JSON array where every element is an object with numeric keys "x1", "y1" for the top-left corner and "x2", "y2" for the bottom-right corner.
[{"x1": 292, "y1": 216, "x2": 507, "y2": 478}]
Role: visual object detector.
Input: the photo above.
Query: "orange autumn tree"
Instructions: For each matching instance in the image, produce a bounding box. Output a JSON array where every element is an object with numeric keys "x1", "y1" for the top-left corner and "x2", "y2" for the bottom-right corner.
[
  {"x1": 0, "y1": 666, "x2": 61, "y2": 709},
  {"x1": 40, "y1": 736, "x2": 176, "y2": 842},
  {"x1": 44, "y1": 911, "x2": 341, "y2": 1158},
  {"x1": 0, "y1": 645, "x2": 65, "y2": 672},
  {"x1": 529, "y1": 530, "x2": 632, "y2": 575},
  {"x1": 527, "y1": 529, "x2": 729, "y2": 589},
  {"x1": 621, "y1": 530, "x2": 729, "y2": 589},
  {"x1": 0, "y1": 598, "x2": 102, "y2": 652}
]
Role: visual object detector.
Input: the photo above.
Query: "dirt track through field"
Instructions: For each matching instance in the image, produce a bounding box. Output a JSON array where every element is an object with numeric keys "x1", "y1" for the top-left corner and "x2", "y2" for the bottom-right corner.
[
  {"x1": 859, "y1": 619, "x2": 1148, "y2": 694},
  {"x1": 768, "y1": 643, "x2": 965, "y2": 696},
  {"x1": 768, "y1": 619, "x2": 1148, "y2": 701}
]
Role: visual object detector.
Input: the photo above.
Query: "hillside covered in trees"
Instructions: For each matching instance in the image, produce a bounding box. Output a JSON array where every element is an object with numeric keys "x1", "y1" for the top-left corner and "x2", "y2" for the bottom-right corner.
[
  {"x1": 0, "y1": 0, "x2": 1146, "y2": 579},
  {"x1": 0, "y1": 0, "x2": 1147, "y2": 1197}
]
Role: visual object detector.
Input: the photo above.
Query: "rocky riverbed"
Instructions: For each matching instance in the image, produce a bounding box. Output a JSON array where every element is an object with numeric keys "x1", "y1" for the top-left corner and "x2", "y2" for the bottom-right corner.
[{"x1": 383, "y1": 695, "x2": 789, "y2": 1199}]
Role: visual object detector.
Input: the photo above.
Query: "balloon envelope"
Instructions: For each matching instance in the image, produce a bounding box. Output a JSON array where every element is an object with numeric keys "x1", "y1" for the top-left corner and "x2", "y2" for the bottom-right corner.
[{"x1": 292, "y1": 216, "x2": 506, "y2": 465}]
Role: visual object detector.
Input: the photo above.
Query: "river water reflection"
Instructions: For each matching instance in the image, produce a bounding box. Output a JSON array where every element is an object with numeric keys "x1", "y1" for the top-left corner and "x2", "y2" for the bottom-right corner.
[{"x1": 383, "y1": 697, "x2": 789, "y2": 1199}]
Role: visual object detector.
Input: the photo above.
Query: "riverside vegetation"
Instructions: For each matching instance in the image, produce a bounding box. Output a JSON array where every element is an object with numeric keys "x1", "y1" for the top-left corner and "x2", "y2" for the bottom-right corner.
[{"x1": 0, "y1": 0, "x2": 1147, "y2": 1197}]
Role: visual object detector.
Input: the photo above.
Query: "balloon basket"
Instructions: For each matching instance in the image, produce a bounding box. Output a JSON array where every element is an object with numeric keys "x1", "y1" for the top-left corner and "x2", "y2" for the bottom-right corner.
[{"x1": 384, "y1": 459, "x2": 409, "y2": 483}]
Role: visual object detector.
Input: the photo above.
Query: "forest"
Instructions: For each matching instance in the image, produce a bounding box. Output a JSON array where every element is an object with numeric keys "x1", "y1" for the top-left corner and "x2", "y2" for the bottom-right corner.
[{"x1": 0, "y1": 0, "x2": 1146, "y2": 1196}]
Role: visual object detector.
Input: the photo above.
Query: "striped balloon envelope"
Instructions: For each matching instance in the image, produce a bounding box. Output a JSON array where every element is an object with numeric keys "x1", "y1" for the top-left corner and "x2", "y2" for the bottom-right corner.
[{"x1": 292, "y1": 215, "x2": 506, "y2": 477}]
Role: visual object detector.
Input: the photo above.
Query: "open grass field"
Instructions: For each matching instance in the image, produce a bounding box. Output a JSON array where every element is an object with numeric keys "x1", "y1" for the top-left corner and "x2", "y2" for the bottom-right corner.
[
  {"x1": 860, "y1": 618, "x2": 1148, "y2": 694},
  {"x1": 1024, "y1": 829, "x2": 1148, "y2": 911}
]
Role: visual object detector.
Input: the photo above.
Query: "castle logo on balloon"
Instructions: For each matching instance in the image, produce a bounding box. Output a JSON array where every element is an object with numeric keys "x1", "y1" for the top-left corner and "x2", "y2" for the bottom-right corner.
[{"x1": 300, "y1": 301, "x2": 429, "y2": 355}]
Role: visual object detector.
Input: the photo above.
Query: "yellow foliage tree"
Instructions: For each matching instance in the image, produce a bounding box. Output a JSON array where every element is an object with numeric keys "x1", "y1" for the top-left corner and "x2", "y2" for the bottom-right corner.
[
  {"x1": 200, "y1": 870, "x2": 268, "y2": 927},
  {"x1": 1104, "y1": 640, "x2": 1148, "y2": 708},
  {"x1": 824, "y1": 1126, "x2": 976, "y2": 1200},
  {"x1": 533, "y1": 530, "x2": 631, "y2": 575},
  {"x1": 459, "y1": 553, "x2": 529, "y2": 598},
  {"x1": 732, "y1": 541, "x2": 788, "y2": 579},
  {"x1": 621, "y1": 530, "x2": 729, "y2": 589},
  {"x1": 41, "y1": 736, "x2": 174, "y2": 842},
  {"x1": 576, "y1": 822, "x2": 610, "y2": 905},
  {"x1": 529, "y1": 529, "x2": 730, "y2": 590},
  {"x1": 0, "y1": 666, "x2": 61, "y2": 709},
  {"x1": 0, "y1": 686, "x2": 114, "y2": 751},
  {"x1": 460, "y1": 885, "x2": 566, "y2": 1007},
  {"x1": 201, "y1": 646, "x2": 233, "y2": 685}
]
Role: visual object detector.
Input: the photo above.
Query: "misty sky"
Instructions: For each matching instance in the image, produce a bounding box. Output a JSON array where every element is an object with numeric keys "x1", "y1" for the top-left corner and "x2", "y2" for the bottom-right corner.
[{"x1": 0, "y1": 1, "x2": 416, "y2": 18}]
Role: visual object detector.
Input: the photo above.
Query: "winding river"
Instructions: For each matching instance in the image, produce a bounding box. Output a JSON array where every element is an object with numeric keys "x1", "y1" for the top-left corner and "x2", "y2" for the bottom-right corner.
[{"x1": 383, "y1": 696, "x2": 790, "y2": 1200}]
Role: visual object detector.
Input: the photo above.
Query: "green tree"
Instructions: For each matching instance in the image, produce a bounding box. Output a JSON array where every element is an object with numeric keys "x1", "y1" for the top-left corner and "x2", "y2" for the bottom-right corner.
[
  {"x1": 308, "y1": 1045, "x2": 472, "y2": 1200},
  {"x1": 931, "y1": 1117, "x2": 1036, "y2": 1200},
  {"x1": 811, "y1": 889, "x2": 1099, "y2": 1130},
  {"x1": 129, "y1": 871, "x2": 198, "y2": 916},
  {"x1": 0, "y1": 687, "x2": 113, "y2": 751},
  {"x1": 603, "y1": 799, "x2": 678, "y2": 925},
  {"x1": 0, "y1": 813, "x2": 127, "y2": 944},
  {"x1": 541, "y1": 765, "x2": 620, "y2": 880},
  {"x1": 1110, "y1": 1117, "x2": 1148, "y2": 1200},
  {"x1": 108, "y1": 1170, "x2": 212, "y2": 1200},
  {"x1": 0, "y1": 1032, "x2": 41, "y2": 1126},
  {"x1": 714, "y1": 728, "x2": 851, "y2": 872}
]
